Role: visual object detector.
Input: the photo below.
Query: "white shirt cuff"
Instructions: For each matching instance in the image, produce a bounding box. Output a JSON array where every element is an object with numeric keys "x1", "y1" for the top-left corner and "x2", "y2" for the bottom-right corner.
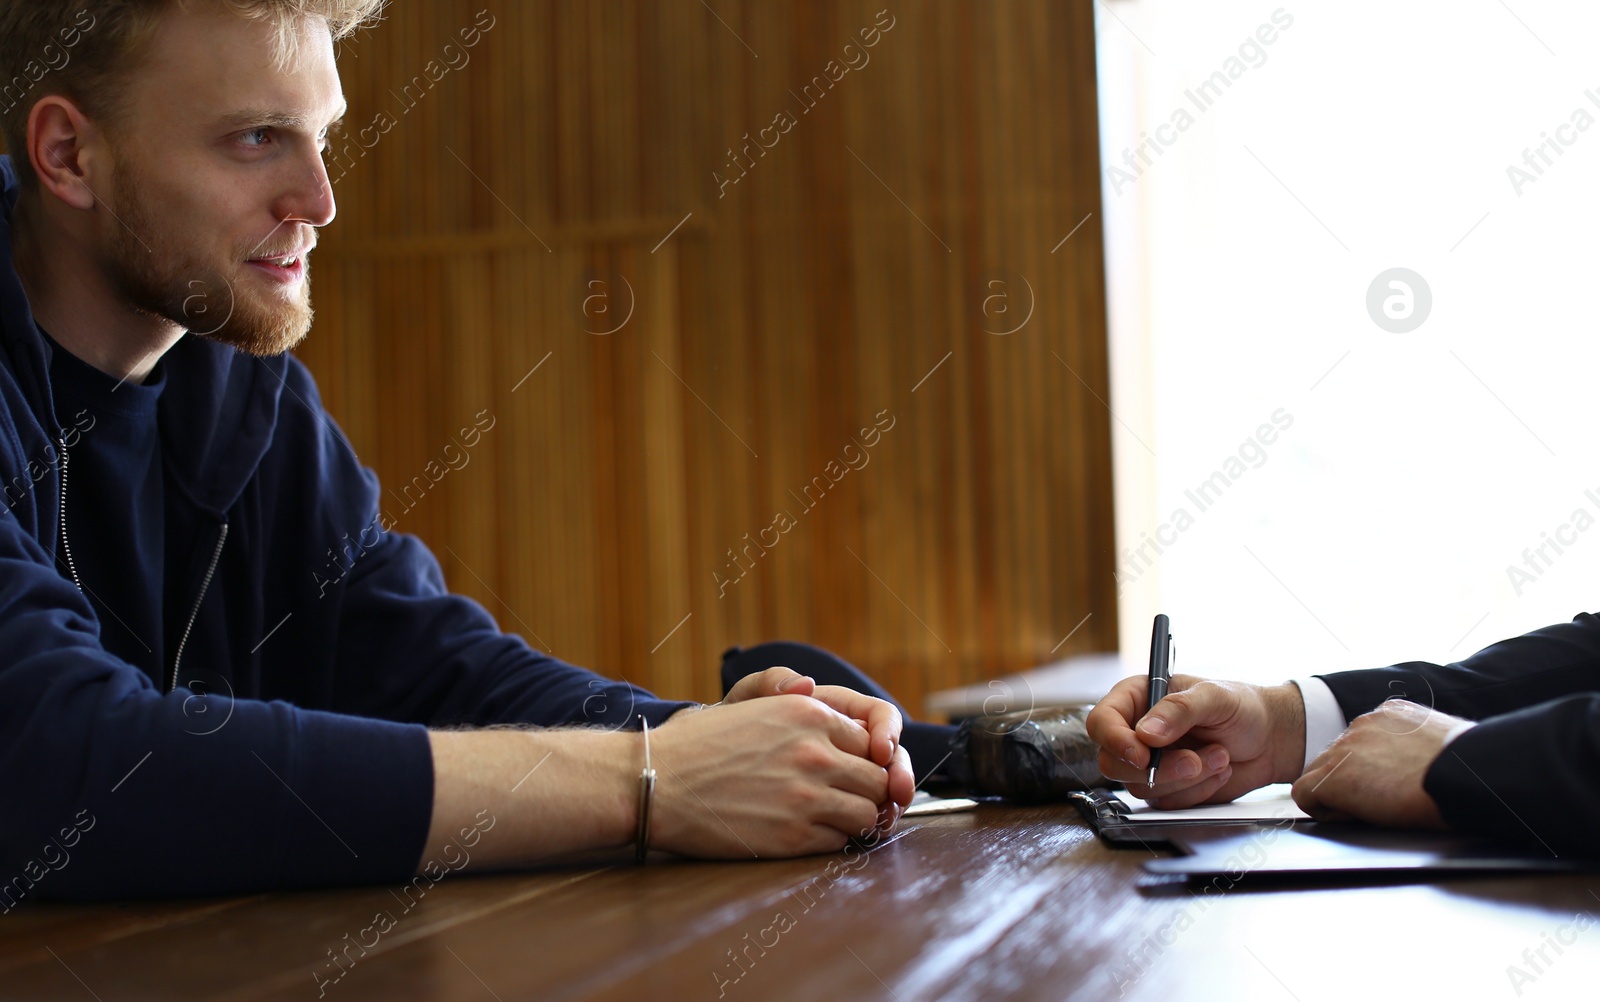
[
  {"x1": 1289, "y1": 677, "x2": 1345, "y2": 775},
  {"x1": 1441, "y1": 718, "x2": 1477, "y2": 748}
]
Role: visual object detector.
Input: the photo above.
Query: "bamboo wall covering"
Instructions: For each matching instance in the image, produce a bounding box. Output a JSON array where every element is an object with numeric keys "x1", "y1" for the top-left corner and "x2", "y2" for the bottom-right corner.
[{"x1": 293, "y1": 0, "x2": 1118, "y2": 710}]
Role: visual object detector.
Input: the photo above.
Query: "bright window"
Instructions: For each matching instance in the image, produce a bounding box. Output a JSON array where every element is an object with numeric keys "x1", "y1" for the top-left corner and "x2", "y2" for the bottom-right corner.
[{"x1": 1096, "y1": 1, "x2": 1600, "y2": 681}]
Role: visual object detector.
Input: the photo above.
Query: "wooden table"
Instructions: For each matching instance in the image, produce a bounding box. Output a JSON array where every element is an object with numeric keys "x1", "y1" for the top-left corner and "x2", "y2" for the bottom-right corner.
[{"x1": 4, "y1": 804, "x2": 1597, "y2": 1001}]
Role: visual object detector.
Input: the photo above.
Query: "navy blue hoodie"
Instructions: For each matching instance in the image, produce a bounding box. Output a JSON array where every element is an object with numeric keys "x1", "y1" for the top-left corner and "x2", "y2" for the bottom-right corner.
[{"x1": 0, "y1": 156, "x2": 688, "y2": 904}]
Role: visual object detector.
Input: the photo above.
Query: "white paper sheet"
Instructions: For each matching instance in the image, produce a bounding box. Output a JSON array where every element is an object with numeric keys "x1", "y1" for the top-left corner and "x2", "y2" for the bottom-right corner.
[
  {"x1": 1112, "y1": 783, "x2": 1310, "y2": 822},
  {"x1": 904, "y1": 790, "x2": 979, "y2": 816}
]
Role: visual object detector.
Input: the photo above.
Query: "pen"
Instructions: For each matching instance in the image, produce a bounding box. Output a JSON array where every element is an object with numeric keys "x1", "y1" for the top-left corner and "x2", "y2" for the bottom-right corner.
[{"x1": 1145, "y1": 614, "x2": 1173, "y2": 787}]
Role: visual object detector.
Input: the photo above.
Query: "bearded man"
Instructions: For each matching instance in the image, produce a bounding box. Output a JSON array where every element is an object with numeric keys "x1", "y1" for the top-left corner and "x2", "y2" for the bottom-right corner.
[{"x1": 0, "y1": 1, "x2": 919, "y2": 903}]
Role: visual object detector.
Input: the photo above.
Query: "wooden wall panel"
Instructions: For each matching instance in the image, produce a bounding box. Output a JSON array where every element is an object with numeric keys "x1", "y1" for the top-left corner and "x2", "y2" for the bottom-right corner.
[{"x1": 299, "y1": 0, "x2": 1118, "y2": 710}]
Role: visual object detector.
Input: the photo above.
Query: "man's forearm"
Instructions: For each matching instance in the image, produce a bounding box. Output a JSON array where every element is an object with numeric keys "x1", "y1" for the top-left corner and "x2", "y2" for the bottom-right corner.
[{"x1": 420, "y1": 728, "x2": 638, "y2": 873}]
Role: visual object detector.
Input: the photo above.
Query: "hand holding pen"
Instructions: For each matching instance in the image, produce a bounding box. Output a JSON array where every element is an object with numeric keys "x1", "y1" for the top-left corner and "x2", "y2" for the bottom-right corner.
[{"x1": 1085, "y1": 614, "x2": 1308, "y2": 809}]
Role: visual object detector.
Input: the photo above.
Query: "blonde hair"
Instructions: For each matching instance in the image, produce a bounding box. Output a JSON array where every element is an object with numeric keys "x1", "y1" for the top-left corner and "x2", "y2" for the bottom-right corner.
[{"x1": 0, "y1": 0, "x2": 385, "y2": 189}]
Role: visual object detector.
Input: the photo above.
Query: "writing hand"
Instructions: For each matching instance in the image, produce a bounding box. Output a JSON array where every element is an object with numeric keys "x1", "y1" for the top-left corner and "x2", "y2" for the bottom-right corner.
[{"x1": 1085, "y1": 673, "x2": 1306, "y2": 808}]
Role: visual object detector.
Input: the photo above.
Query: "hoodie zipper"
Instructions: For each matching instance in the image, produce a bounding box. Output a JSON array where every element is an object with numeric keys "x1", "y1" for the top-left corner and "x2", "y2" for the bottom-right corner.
[
  {"x1": 56, "y1": 439, "x2": 81, "y2": 590},
  {"x1": 169, "y1": 523, "x2": 228, "y2": 693},
  {"x1": 60, "y1": 438, "x2": 231, "y2": 693}
]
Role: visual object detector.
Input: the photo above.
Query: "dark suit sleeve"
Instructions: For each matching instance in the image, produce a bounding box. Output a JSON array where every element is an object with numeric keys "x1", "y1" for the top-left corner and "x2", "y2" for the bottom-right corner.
[{"x1": 1315, "y1": 612, "x2": 1600, "y2": 857}]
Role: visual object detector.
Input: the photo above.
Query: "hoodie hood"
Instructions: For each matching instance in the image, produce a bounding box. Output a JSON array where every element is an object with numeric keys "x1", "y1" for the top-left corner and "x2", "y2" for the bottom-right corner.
[{"x1": 0, "y1": 154, "x2": 287, "y2": 521}]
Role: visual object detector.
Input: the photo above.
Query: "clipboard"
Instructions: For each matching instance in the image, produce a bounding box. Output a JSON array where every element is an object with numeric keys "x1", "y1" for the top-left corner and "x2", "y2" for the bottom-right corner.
[
  {"x1": 1070, "y1": 788, "x2": 1587, "y2": 880},
  {"x1": 1068, "y1": 787, "x2": 1300, "y2": 847}
]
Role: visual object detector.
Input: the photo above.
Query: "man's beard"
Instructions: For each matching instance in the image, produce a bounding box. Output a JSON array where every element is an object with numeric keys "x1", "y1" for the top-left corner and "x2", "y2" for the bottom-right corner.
[{"x1": 106, "y1": 158, "x2": 314, "y2": 357}]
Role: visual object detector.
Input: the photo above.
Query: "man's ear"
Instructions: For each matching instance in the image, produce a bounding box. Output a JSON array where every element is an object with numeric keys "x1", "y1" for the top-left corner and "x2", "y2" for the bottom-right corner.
[{"x1": 27, "y1": 96, "x2": 105, "y2": 212}]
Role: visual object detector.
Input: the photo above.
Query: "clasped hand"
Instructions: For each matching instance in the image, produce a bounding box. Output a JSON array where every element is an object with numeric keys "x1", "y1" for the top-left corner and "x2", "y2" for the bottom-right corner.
[{"x1": 650, "y1": 667, "x2": 915, "y2": 858}]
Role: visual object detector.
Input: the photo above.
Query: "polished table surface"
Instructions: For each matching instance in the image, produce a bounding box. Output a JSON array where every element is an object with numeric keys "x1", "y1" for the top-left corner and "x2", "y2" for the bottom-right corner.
[{"x1": 3, "y1": 804, "x2": 1598, "y2": 1001}]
